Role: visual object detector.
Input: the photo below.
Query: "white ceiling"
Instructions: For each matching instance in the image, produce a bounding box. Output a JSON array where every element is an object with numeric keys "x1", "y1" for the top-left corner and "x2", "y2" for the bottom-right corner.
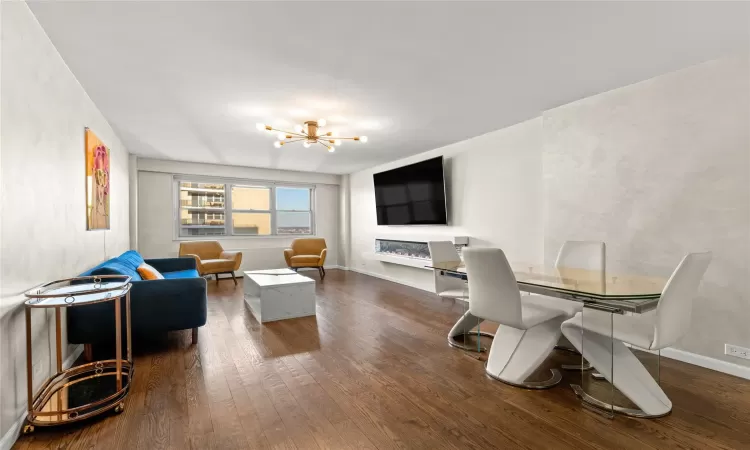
[{"x1": 29, "y1": 1, "x2": 749, "y2": 175}]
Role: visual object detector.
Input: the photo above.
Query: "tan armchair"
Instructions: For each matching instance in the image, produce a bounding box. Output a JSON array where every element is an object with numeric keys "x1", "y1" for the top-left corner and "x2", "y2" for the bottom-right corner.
[
  {"x1": 179, "y1": 241, "x2": 242, "y2": 285},
  {"x1": 284, "y1": 238, "x2": 327, "y2": 279}
]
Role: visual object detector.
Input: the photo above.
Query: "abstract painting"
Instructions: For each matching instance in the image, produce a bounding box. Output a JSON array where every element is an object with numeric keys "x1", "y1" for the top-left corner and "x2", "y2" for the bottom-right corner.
[{"x1": 85, "y1": 128, "x2": 110, "y2": 230}]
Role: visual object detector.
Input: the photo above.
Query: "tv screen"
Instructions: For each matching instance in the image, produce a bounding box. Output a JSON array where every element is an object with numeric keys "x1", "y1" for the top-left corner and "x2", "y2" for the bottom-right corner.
[{"x1": 373, "y1": 156, "x2": 448, "y2": 225}]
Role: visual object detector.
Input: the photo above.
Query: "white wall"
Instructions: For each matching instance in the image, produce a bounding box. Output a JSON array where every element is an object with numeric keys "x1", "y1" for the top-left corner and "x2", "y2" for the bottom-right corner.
[
  {"x1": 542, "y1": 56, "x2": 750, "y2": 366},
  {"x1": 348, "y1": 55, "x2": 749, "y2": 368},
  {"x1": 0, "y1": 2, "x2": 130, "y2": 440},
  {"x1": 137, "y1": 158, "x2": 340, "y2": 270},
  {"x1": 349, "y1": 117, "x2": 544, "y2": 292}
]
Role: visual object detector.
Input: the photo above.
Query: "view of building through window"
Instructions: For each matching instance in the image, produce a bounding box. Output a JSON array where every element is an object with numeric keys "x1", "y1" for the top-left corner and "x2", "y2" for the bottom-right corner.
[
  {"x1": 179, "y1": 182, "x2": 226, "y2": 236},
  {"x1": 178, "y1": 181, "x2": 312, "y2": 236}
]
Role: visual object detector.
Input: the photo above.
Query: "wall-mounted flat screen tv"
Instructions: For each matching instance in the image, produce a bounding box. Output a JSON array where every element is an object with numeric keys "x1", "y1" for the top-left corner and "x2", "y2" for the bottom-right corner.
[{"x1": 373, "y1": 156, "x2": 448, "y2": 225}]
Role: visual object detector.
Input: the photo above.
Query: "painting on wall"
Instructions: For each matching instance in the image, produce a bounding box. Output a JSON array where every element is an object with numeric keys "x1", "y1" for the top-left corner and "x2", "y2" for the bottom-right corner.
[{"x1": 85, "y1": 128, "x2": 110, "y2": 230}]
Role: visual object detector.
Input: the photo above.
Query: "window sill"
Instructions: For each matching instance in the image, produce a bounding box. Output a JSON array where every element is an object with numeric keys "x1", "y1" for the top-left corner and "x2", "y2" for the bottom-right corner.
[{"x1": 173, "y1": 234, "x2": 317, "y2": 242}]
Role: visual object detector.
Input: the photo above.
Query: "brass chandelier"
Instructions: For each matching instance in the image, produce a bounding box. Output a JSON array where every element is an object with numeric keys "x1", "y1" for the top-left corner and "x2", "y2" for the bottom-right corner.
[{"x1": 255, "y1": 119, "x2": 368, "y2": 152}]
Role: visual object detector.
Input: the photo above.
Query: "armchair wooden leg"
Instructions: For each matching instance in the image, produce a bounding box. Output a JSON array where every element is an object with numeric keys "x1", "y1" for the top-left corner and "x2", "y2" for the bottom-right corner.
[
  {"x1": 232, "y1": 271, "x2": 237, "y2": 286},
  {"x1": 192, "y1": 327, "x2": 198, "y2": 345},
  {"x1": 318, "y1": 267, "x2": 325, "y2": 280},
  {"x1": 84, "y1": 344, "x2": 93, "y2": 362},
  {"x1": 216, "y1": 274, "x2": 220, "y2": 286}
]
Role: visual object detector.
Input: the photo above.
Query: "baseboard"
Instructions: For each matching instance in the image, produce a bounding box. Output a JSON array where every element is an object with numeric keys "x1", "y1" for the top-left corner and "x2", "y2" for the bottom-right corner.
[
  {"x1": 659, "y1": 347, "x2": 750, "y2": 380},
  {"x1": 0, "y1": 344, "x2": 84, "y2": 450},
  {"x1": 242, "y1": 264, "x2": 348, "y2": 276}
]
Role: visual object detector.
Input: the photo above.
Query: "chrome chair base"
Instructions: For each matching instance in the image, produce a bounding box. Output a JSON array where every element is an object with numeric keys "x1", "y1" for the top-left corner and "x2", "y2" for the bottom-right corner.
[
  {"x1": 448, "y1": 331, "x2": 495, "y2": 353},
  {"x1": 561, "y1": 361, "x2": 592, "y2": 371},
  {"x1": 555, "y1": 346, "x2": 592, "y2": 371},
  {"x1": 486, "y1": 366, "x2": 562, "y2": 390},
  {"x1": 571, "y1": 384, "x2": 671, "y2": 419}
]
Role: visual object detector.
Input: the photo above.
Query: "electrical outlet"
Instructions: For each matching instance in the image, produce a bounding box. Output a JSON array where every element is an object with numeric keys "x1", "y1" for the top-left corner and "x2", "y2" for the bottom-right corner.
[{"x1": 725, "y1": 344, "x2": 750, "y2": 360}]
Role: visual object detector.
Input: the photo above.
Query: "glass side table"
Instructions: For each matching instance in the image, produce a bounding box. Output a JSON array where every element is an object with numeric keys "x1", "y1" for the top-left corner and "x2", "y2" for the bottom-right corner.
[{"x1": 22, "y1": 275, "x2": 133, "y2": 434}]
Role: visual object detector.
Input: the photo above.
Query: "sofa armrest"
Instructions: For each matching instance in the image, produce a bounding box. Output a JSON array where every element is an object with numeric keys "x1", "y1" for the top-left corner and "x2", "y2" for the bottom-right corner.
[
  {"x1": 220, "y1": 250, "x2": 243, "y2": 270},
  {"x1": 319, "y1": 248, "x2": 327, "y2": 266},
  {"x1": 145, "y1": 257, "x2": 197, "y2": 273},
  {"x1": 283, "y1": 249, "x2": 294, "y2": 267}
]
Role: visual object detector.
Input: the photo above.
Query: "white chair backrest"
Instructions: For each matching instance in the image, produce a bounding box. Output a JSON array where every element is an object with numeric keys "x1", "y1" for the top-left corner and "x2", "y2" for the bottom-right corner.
[
  {"x1": 428, "y1": 241, "x2": 460, "y2": 265},
  {"x1": 651, "y1": 252, "x2": 712, "y2": 350},
  {"x1": 464, "y1": 248, "x2": 523, "y2": 328},
  {"x1": 429, "y1": 241, "x2": 464, "y2": 294},
  {"x1": 555, "y1": 241, "x2": 606, "y2": 271}
]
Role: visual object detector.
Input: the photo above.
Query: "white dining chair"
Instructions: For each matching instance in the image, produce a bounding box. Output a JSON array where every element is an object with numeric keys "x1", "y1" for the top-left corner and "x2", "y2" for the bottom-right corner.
[
  {"x1": 429, "y1": 241, "x2": 491, "y2": 352},
  {"x1": 428, "y1": 241, "x2": 467, "y2": 301},
  {"x1": 464, "y1": 248, "x2": 578, "y2": 388},
  {"x1": 555, "y1": 240, "x2": 606, "y2": 274},
  {"x1": 554, "y1": 241, "x2": 605, "y2": 367},
  {"x1": 560, "y1": 252, "x2": 712, "y2": 417}
]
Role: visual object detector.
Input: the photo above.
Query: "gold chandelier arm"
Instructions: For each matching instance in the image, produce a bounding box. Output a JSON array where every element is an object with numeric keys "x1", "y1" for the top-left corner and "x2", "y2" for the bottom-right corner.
[
  {"x1": 317, "y1": 141, "x2": 332, "y2": 150},
  {"x1": 283, "y1": 138, "x2": 306, "y2": 144},
  {"x1": 267, "y1": 127, "x2": 307, "y2": 138}
]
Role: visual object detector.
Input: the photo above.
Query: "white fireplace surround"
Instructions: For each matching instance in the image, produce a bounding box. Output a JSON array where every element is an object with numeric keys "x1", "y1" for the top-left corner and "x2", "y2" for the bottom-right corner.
[{"x1": 374, "y1": 235, "x2": 469, "y2": 269}]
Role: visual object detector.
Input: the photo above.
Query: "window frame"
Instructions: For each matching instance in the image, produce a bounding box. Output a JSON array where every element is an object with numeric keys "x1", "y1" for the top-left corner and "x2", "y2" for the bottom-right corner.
[{"x1": 174, "y1": 176, "x2": 316, "y2": 239}]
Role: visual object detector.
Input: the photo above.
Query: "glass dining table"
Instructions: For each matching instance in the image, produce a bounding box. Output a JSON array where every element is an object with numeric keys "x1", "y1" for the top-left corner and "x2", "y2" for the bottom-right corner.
[{"x1": 426, "y1": 261, "x2": 668, "y2": 418}]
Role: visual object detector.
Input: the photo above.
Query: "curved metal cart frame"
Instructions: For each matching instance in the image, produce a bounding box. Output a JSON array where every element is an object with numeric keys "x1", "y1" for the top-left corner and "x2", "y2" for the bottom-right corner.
[{"x1": 22, "y1": 275, "x2": 133, "y2": 434}]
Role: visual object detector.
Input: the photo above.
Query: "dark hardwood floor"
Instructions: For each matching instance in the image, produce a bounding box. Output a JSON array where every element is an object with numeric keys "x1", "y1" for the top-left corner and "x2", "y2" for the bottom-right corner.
[{"x1": 14, "y1": 269, "x2": 750, "y2": 449}]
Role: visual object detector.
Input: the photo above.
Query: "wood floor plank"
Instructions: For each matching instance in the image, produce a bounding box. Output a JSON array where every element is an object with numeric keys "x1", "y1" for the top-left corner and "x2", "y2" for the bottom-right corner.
[{"x1": 12, "y1": 270, "x2": 750, "y2": 450}]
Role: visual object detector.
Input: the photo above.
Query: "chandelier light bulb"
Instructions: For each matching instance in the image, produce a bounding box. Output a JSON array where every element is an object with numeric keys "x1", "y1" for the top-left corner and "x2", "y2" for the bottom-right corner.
[
  {"x1": 294, "y1": 124, "x2": 303, "y2": 133},
  {"x1": 277, "y1": 132, "x2": 287, "y2": 140},
  {"x1": 303, "y1": 142, "x2": 311, "y2": 148},
  {"x1": 327, "y1": 146, "x2": 335, "y2": 152},
  {"x1": 255, "y1": 123, "x2": 265, "y2": 131},
  {"x1": 318, "y1": 118, "x2": 327, "y2": 127},
  {"x1": 273, "y1": 141, "x2": 282, "y2": 148},
  {"x1": 334, "y1": 139, "x2": 342, "y2": 146},
  {"x1": 360, "y1": 136, "x2": 369, "y2": 143}
]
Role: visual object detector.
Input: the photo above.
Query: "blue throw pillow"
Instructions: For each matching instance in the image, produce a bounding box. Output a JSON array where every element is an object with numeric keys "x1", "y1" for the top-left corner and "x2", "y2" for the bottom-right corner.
[{"x1": 118, "y1": 250, "x2": 145, "y2": 272}]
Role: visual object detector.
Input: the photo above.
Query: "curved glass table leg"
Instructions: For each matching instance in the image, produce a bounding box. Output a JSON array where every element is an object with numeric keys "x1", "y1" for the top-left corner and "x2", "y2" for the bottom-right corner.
[{"x1": 447, "y1": 281, "x2": 493, "y2": 353}]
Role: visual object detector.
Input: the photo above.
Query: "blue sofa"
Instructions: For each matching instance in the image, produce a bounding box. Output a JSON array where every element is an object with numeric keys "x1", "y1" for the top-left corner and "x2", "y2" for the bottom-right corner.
[{"x1": 68, "y1": 250, "x2": 207, "y2": 352}]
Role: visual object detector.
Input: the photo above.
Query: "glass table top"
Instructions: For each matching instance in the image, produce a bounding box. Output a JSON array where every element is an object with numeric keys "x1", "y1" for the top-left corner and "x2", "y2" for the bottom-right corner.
[
  {"x1": 25, "y1": 280, "x2": 131, "y2": 308},
  {"x1": 427, "y1": 262, "x2": 667, "y2": 313}
]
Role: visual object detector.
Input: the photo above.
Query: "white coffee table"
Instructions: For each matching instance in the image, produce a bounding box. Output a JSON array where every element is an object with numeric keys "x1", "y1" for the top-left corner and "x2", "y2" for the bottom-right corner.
[{"x1": 243, "y1": 268, "x2": 316, "y2": 323}]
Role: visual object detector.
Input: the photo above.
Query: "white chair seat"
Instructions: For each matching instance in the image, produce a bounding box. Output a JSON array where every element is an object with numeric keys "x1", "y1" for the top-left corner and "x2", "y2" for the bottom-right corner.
[
  {"x1": 562, "y1": 310, "x2": 655, "y2": 350},
  {"x1": 437, "y1": 289, "x2": 468, "y2": 300},
  {"x1": 518, "y1": 295, "x2": 572, "y2": 328},
  {"x1": 523, "y1": 294, "x2": 581, "y2": 318},
  {"x1": 464, "y1": 248, "x2": 572, "y2": 389}
]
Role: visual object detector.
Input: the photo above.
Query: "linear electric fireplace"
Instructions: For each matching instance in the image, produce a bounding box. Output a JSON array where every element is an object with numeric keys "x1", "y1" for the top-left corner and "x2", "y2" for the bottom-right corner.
[{"x1": 374, "y1": 236, "x2": 469, "y2": 269}]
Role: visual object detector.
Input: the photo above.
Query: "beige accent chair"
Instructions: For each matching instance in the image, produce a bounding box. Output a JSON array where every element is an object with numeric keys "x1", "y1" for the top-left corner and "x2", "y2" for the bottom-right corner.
[
  {"x1": 179, "y1": 241, "x2": 242, "y2": 285},
  {"x1": 284, "y1": 238, "x2": 327, "y2": 279}
]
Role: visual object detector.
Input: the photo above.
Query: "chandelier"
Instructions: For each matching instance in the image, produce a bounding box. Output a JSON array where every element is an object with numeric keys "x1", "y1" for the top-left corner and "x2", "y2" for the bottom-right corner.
[{"x1": 255, "y1": 119, "x2": 368, "y2": 152}]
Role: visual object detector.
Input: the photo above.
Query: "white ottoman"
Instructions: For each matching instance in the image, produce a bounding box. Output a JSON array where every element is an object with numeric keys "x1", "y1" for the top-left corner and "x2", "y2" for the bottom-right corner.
[{"x1": 243, "y1": 269, "x2": 316, "y2": 323}]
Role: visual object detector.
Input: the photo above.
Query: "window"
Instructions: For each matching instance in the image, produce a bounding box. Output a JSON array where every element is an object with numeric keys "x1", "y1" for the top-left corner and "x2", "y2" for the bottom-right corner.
[
  {"x1": 231, "y1": 185, "x2": 271, "y2": 235},
  {"x1": 178, "y1": 182, "x2": 227, "y2": 237},
  {"x1": 176, "y1": 179, "x2": 314, "y2": 237},
  {"x1": 276, "y1": 187, "x2": 312, "y2": 235}
]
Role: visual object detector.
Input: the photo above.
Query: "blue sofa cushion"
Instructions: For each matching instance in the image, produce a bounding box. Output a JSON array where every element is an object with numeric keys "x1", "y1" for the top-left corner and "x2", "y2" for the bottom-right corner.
[
  {"x1": 163, "y1": 269, "x2": 201, "y2": 279},
  {"x1": 79, "y1": 250, "x2": 145, "y2": 281}
]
